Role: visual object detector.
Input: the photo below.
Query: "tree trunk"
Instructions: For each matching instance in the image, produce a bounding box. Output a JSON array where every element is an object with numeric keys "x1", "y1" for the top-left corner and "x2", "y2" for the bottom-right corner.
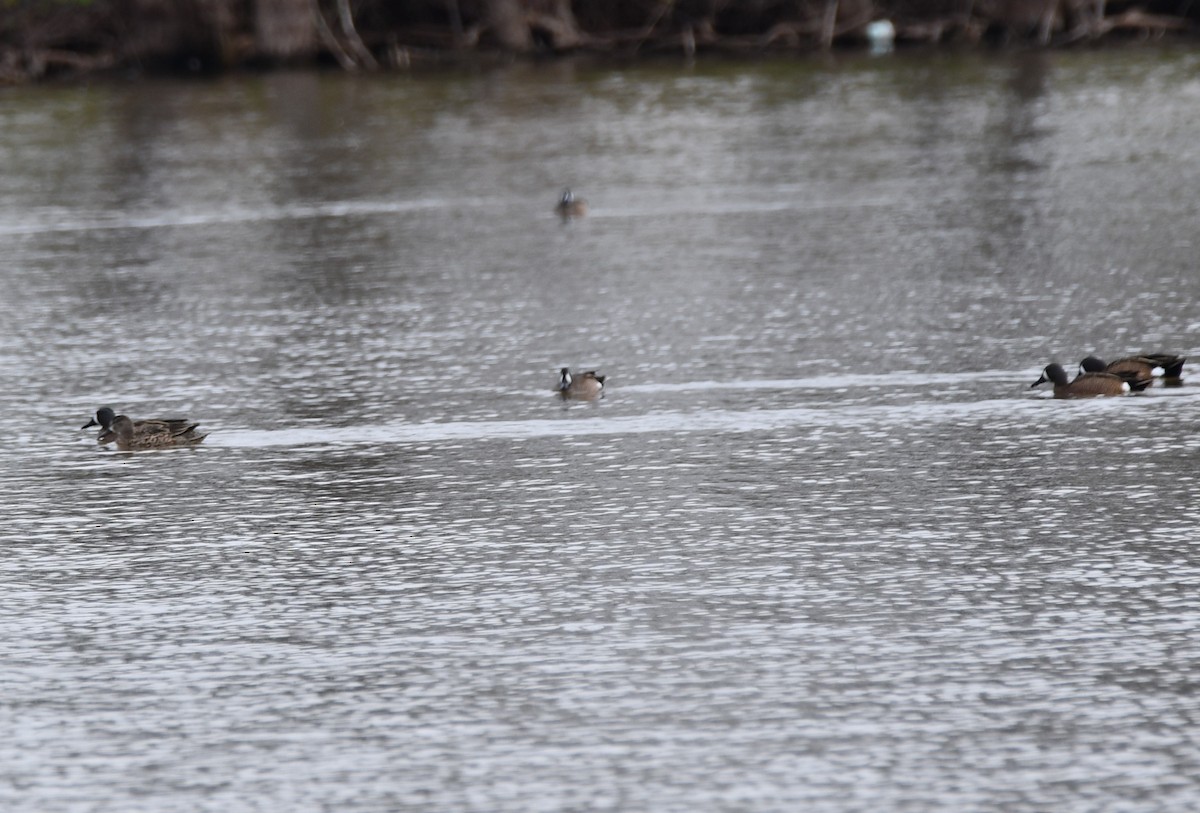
[
  {"x1": 530, "y1": 0, "x2": 586, "y2": 49},
  {"x1": 486, "y1": 0, "x2": 533, "y2": 51},
  {"x1": 255, "y1": 0, "x2": 317, "y2": 60},
  {"x1": 819, "y1": 0, "x2": 839, "y2": 49}
]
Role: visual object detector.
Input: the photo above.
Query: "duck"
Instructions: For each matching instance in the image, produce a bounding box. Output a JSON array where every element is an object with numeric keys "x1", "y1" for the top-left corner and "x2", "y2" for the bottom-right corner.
[
  {"x1": 558, "y1": 367, "x2": 605, "y2": 400},
  {"x1": 1079, "y1": 354, "x2": 1185, "y2": 383},
  {"x1": 83, "y1": 407, "x2": 206, "y2": 451},
  {"x1": 1080, "y1": 357, "x2": 1152, "y2": 393},
  {"x1": 555, "y1": 188, "x2": 588, "y2": 219},
  {"x1": 1031, "y1": 363, "x2": 1137, "y2": 399}
]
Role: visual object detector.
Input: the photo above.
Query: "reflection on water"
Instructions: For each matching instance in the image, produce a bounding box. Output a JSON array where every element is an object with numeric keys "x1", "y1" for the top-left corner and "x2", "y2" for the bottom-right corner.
[{"x1": 3, "y1": 49, "x2": 1200, "y2": 813}]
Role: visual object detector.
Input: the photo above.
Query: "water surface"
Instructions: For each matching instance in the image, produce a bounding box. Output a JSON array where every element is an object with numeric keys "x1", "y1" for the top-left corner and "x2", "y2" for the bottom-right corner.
[{"x1": 2, "y1": 49, "x2": 1200, "y2": 812}]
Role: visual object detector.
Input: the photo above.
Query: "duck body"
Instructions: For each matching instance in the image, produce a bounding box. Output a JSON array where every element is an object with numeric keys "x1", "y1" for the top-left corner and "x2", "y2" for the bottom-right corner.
[
  {"x1": 1032, "y1": 363, "x2": 1132, "y2": 399},
  {"x1": 555, "y1": 189, "x2": 588, "y2": 219},
  {"x1": 1080, "y1": 354, "x2": 1185, "y2": 383},
  {"x1": 84, "y1": 407, "x2": 206, "y2": 450},
  {"x1": 1077, "y1": 357, "x2": 1155, "y2": 391},
  {"x1": 558, "y1": 367, "x2": 605, "y2": 400}
]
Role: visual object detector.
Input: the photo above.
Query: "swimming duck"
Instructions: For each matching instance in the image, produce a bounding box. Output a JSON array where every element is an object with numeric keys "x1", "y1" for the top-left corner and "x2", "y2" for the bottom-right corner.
[
  {"x1": 1031, "y1": 363, "x2": 1136, "y2": 399},
  {"x1": 1079, "y1": 354, "x2": 1185, "y2": 383},
  {"x1": 555, "y1": 189, "x2": 588, "y2": 219},
  {"x1": 1080, "y1": 357, "x2": 1152, "y2": 393},
  {"x1": 558, "y1": 367, "x2": 605, "y2": 400},
  {"x1": 83, "y1": 407, "x2": 206, "y2": 450}
]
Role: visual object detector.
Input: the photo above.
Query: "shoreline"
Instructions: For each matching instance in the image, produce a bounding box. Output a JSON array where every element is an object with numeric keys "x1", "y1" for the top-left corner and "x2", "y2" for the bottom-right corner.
[{"x1": 2, "y1": 1, "x2": 1197, "y2": 85}]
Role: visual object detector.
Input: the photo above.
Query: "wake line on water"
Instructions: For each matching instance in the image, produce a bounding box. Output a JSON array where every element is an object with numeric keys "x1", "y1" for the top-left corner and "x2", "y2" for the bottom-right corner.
[
  {"x1": 617, "y1": 370, "x2": 1027, "y2": 393},
  {"x1": 2, "y1": 196, "x2": 899, "y2": 237},
  {"x1": 209, "y1": 395, "x2": 1166, "y2": 449},
  {"x1": 0, "y1": 199, "x2": 467, "y2": 237}
]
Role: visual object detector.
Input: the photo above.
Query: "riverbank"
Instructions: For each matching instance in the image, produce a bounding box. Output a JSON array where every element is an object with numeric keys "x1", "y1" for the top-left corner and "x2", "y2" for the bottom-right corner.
[{"x1": 2, "y1": 0, "x2": 1197, "y2": 83}]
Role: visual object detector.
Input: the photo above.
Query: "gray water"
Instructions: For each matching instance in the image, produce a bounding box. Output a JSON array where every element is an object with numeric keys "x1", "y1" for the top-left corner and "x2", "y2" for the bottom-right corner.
[{"x1": 2, "y1": 48, "x2": 1200, "y2": 812}]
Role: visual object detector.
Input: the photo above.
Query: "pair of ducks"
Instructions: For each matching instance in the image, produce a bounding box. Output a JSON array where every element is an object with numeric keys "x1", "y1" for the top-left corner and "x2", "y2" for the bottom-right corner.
[
  {"x1": 83, "y1": 367, "x2": 602, "y2": 451},
  {"x1": 82, "y1": 406, "x2": 206, "y2": 451},
  {"x1": 1032, "y1": 354, "x2": 1186, "y2": 398}
]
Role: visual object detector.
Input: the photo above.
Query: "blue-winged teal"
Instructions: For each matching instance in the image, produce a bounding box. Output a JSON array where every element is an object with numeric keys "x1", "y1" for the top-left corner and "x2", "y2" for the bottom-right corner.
[
  {"x1": 555, "y1": 189, "x2": 588, "y2": 219},
  {"x1": 1077, "y1": 356, "x2": 1157, "y2": 391},
  {"x1": 558, "y1": 367, "x2": 605, "y2": 400},
  {"x1": 1031, "y1": 363, "x2": 1132, "y2": 399},
  {"x1": 1080, "y1": 354, "x2": 1185, "y2": 383},
  {"x1": 83, "y1": 407, "x2": 206, "y2": 451}
]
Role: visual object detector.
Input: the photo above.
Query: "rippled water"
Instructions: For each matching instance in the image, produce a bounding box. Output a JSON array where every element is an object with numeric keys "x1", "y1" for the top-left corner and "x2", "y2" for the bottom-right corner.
[{"x1": 3, "y1": 49, "x2": 1200, "y2": 812}]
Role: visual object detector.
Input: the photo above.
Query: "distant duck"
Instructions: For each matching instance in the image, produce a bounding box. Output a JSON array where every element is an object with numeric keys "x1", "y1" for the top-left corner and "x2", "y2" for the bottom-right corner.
[
  {"x1": 1031, "y1": 363, "x2": 1138, "y2": 399},
  {"x1": 1080, "y1": 354, "x2": 1186, "y2": 383},
  {"x1": 558, "y1": 367, "x2": 605, "y2": 400},
  {"x1": 83, "y1": 407, "x2": 206, "y2": 451},
  {"x1": 555, "y1": 189, "x2": 588, "y2": 219}
]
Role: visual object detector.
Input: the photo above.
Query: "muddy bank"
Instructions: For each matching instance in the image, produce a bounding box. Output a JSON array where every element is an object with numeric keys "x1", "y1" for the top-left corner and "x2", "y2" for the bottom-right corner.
[{"x1": 2, "y1": 0, "x2": 1197, "y2": 82}]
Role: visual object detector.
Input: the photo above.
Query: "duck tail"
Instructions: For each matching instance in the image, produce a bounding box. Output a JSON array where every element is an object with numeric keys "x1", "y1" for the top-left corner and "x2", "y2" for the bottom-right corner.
[{"x1": 1140, "y1": 354, "x2": 1186, "y2": 379}]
